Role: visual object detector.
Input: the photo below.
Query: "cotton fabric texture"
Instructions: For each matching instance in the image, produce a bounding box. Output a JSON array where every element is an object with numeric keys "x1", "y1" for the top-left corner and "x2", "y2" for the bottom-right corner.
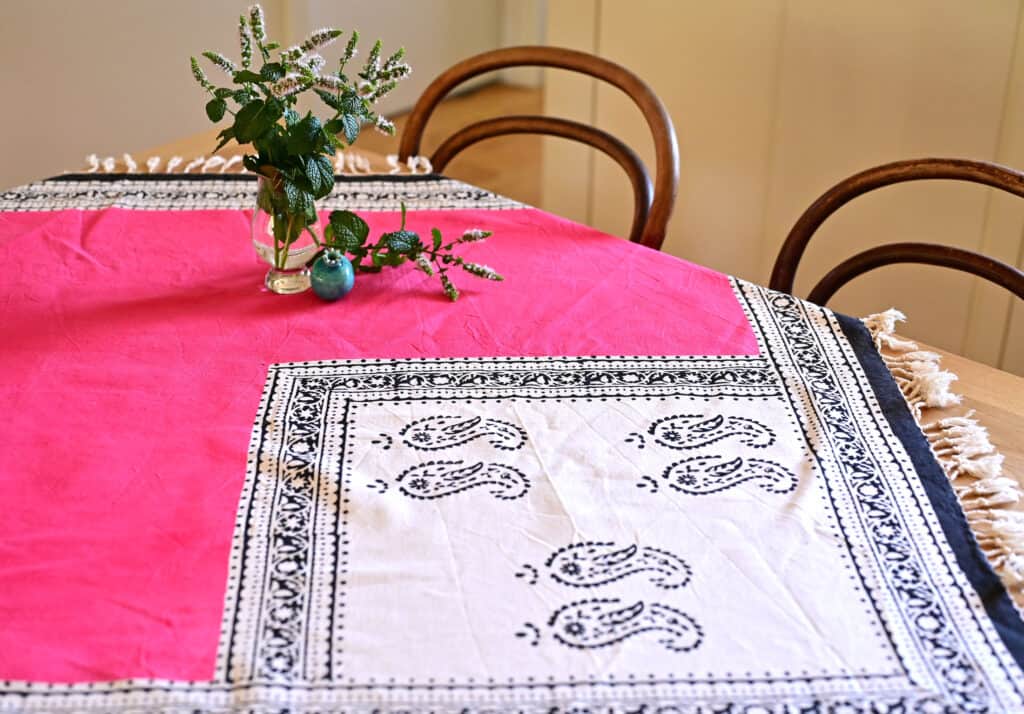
[{"x1": 0, "y1": 174, "x2": 1020, "y2": 712}]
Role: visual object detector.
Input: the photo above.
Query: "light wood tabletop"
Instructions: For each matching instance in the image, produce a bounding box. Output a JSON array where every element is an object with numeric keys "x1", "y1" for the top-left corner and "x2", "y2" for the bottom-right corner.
[{"x1": 922, "y1": 343, "x2": 1023, "y2": 484}]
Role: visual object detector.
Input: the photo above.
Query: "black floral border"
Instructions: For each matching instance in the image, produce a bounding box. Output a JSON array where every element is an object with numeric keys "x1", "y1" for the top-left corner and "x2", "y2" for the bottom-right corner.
[{"x1": 735, "y1": 282, "x2": 1024, "y2": 710}]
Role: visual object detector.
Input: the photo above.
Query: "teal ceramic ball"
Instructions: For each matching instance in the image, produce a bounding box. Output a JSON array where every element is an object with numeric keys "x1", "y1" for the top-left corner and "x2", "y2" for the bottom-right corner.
[{"x1": 310, "y1": 249, "x2": 355, "y2": 301}]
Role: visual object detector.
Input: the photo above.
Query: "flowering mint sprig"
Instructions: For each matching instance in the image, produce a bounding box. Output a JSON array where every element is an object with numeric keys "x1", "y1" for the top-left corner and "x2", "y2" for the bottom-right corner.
[
  {"x1": 321, "y1": 205, "x2": 501, "y2": 302},
  {"x1": 201, "y1": 51, "x2": 236, "y2": 75},
  {"x1": 188, "y1": 4, "x2": 411, "y2": 258},
  {"x1": 238, "y1": 16, "x2": 253, "y2": 69},
  {"x1": 189, "y1": 4, "x2": 498, "y2": 300}
]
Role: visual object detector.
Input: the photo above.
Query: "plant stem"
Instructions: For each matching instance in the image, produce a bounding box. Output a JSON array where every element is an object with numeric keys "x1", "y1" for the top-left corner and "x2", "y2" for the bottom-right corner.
[{"x1": 273, "y1": 214, "x2": 292, "y2": 270}]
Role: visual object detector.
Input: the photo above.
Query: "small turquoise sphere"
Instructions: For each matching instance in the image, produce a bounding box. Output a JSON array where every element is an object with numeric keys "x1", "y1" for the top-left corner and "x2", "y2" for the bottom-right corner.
[{"x1": 310, "y1": 249, "x2": 355, "y2": 301}]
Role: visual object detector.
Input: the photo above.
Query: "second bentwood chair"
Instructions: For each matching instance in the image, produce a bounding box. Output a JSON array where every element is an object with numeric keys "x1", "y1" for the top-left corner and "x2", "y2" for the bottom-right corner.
[
  {"x1": 397, "y1": 46, "x2": 679, "y2": 251},
  {"x1": 769, "y1": 158, "x2": 1024, "y2": 305}
]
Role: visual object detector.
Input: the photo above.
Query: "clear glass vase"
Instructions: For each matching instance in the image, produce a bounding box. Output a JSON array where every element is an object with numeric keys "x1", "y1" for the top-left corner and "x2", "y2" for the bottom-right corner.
[
  {"x1": 264, "y1": 265, "x2": 312, "y2": 294},
  {"x1": 252, "y1": 175, "x2": 316, "y2": 294}
]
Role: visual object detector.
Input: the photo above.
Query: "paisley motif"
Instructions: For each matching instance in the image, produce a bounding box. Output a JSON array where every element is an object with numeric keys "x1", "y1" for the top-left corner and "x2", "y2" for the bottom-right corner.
[
  {"x1": 544, "y1": 542, "x2": 691, "y2": 589},
  {"x1": 396, "y1": 460, "x2": 530, "y2": 500},
  {"x1": 647, "y1": 413, "x2": 775, "y2": 450},
  {"x1": 661, "y1": 456, "x2": 797, "y2": 495},
  {"x1": 547, "y1": 598, "x2": 703, "y2": 652},
  {"x1": 400, "y1": 415, "x2": 527, "y2": 451}
]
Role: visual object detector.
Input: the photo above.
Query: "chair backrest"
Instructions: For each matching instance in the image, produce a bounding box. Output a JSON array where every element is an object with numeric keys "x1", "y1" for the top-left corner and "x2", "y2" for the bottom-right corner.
[
  {"x1": 398, "y1": 46, "x2": 679, "y2": 250},
  {"x1": 769, "y1": 158, "x2": 1024, "y2": 304}
]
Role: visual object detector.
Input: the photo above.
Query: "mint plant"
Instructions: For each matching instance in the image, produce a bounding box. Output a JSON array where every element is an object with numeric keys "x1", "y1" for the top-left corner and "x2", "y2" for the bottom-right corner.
[{"x1": 190, "y1": 4, "x2": 500, "y2": 299}]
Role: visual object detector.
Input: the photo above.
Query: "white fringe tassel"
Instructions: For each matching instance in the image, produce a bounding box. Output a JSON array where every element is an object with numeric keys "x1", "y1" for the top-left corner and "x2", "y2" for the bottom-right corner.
[
  {"x1": 863, "y1": 309, "x2": 1021, "y2": 596},
  {"x1": 386, "y1": 153, "x2": 433, "y2": 175},
  {"x1": 80, "y1": 151, "x2": 431, "y2": 176},
  {"x1": 222, "y1": 155, "x2": 243, "y2": 173},
  {"x1": 182, "y1": 156, "x2": 206, "y2": 174}
]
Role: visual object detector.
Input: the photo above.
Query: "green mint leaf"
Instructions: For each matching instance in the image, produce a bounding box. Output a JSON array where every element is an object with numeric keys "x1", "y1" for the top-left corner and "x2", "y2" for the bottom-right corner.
[
  {"x1": 260, "y1": 62, "x2": 285, "y2": 81},
  {"x1": 382, "y1": 229, "x2": 419, "y2": 253},
  {"x1": 315, "y1": 89, "x2": 344, "y2": 112},
  {"x1": 232, "y1": 69, "x2": 263, "y2": 84},
  {"x1": 318, "y1": 88, "x2": 365, "y2": 116},
  {"x1": 341, "y1": 89, "x2": 364, "y2": 114},
  {"x1": 282, "y1": 177, "x2": 313, "y2": 216},
  {"x1": 285, "y1": 113, "x2": 323, "y2": 155},
  {"x1": 340, "y1": 114, "x2": 360, "y2": 144},
  {"x1": 205, "y1": 98, "x2": 227, "y2": 122},
  {"x1": 384, "y1": 251, "x2": 407, "y2": 266},
  {"x1": 234, "y1": 99, "x2": 283, "y2": 142},
  {"x1": 431, "y1": 227, "x2": 443, "y2": 251},
  {"x1": 213, "y1": 126, "x2": 235, "y2": 152},
  {"x1": 214, "y1": 88, "x2": 234, "y2": 99},
  {"x1": 304, "y1": 155, "x2": 335, "y2": 198},
  {"x1": 327, "y1": 210, "x2": 370, "y2": 252}
]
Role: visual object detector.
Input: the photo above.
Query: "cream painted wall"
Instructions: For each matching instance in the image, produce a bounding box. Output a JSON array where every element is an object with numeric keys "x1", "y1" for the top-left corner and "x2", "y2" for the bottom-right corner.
[
  {"x1": 0, "y1": 0, "x2": 284, "y2": 190},
  {"x1": 544, "y1": 0, "x2": 1024, "y2": 374},
  {"x1": 0, "y1": 0, "x2": 504, "y2": 191},
  {"x1": 285, "y1": 0, "x2": 502, "y2": 118},
  {"x1": 498, "y1": 0, "x2": 548, "y2": 87}
]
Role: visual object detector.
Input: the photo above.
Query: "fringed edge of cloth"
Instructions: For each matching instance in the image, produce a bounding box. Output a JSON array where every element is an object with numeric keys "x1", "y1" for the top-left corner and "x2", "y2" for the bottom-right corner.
[
  {"x1": 863, "y1": 309, "x2": 1023, "y2": 599},
  {"x1": 77, "y1": 151, "x2": 433, "y2": 176}
]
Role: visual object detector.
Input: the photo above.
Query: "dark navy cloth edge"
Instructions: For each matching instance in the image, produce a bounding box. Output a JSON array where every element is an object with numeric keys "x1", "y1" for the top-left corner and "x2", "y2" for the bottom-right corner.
[
  {"x1": 46, "y1": 172, "x2": 445, "y2": 184},
  {"x1": 836, "y1": 312, "x2": 1024, "y2": 668}
]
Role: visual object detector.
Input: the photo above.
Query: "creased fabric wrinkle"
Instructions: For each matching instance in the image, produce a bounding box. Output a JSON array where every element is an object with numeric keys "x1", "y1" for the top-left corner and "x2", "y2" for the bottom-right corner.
[{"x1": 432, "y1": 504, "x2": 489, "y2": 671}]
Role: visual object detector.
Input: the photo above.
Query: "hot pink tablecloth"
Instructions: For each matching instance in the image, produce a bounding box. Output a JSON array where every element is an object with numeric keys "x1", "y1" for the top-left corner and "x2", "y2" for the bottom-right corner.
[{"x1": 0, "y1": 174, "x2": 757, "y2": 683}]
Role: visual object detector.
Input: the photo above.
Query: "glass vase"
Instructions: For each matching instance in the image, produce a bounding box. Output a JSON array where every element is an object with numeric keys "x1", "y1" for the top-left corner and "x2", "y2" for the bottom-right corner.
[{"x1": 251, "y1": 175, "x2": 316, "y2": 294}]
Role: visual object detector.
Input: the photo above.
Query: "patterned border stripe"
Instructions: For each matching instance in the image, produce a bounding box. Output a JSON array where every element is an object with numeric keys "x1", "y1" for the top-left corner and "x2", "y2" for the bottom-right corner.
[
  {"x1": 736, "y1": 281, "x2": 1024, "y2": 710},
  {"x1": 0, "y1": 175, "x2": 524, "y2": 212}
]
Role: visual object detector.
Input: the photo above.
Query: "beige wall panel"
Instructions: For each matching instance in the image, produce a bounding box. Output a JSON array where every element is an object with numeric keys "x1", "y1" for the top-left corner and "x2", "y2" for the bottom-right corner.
[
  {"x1": 0, "y1": 0, "x2": 502, "y2": 191},
  {"x1": 498, "y1": 0, "x2": 549, "y2": 87},
  {"x1": 759, "y1": 0, "x2": 1019, "y2": 356},
  {"x1": 289, "y1": 0, "x2": 502, "y2": 118},
  {"x1": 543, "y1": 0, "x2": 1023, "y2": 369},
  {"x1": 965, "y1": 7, "x2": 1024, "y2": 373},
  {"x1": 0, "y1": 0, "x2": 285, "y2": 190},
  {"x1": 592, "y1": 0, "x2": 786, "y2": 280},
  {"x1": 541, "y1": 0, "x2": 599, "y2": 221}
]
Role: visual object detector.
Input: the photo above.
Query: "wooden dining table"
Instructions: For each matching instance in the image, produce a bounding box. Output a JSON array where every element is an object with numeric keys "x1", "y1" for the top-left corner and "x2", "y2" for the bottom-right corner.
[{"x1": 3, "y1": 131, "x2": 1021, "y2": 712}]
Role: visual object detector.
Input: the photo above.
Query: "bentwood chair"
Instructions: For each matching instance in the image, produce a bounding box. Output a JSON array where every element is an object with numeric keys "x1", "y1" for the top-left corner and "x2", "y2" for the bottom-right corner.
[
  {"x1": 398, "y1": 46, "x2": 679, "y2": 251},
  {"x1": 769, "y1": 158, "x2": 1024, "y2": 305}
]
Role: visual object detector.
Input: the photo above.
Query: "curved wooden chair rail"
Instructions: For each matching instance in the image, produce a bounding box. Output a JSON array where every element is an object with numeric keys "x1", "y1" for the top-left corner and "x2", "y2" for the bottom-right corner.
[
  {"x1": 806, "y1": 242, "x2": 1024, "y2": 305},
  {"x1": 430, "y1": 116, "x2": 652, "y2": 246},
  {"x1": 398, "y1": 46, "x2": 679, "y2": 250},
  {"x1": 769, "y1": 158, "x2": 1024, "y2": 302}
]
